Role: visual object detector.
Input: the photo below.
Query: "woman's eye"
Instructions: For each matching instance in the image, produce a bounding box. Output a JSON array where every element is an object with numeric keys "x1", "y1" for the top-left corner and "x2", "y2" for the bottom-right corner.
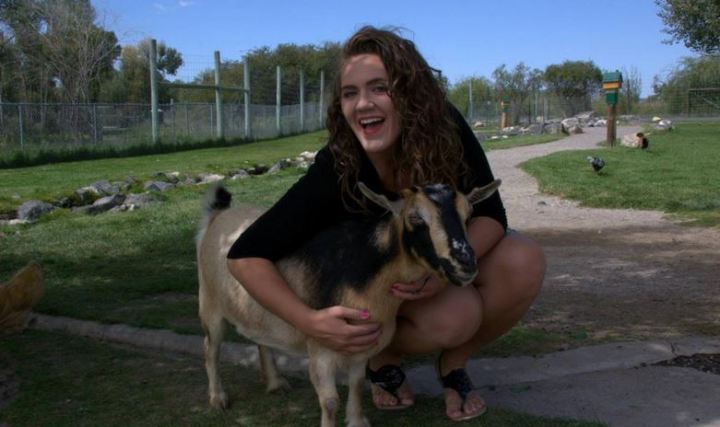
[
  {"x1": 342, "y1": 91, "x2": 356, "y2": 99},
  {"x1": 372, "y1": 85, "x2": 388, "y2": 93}
]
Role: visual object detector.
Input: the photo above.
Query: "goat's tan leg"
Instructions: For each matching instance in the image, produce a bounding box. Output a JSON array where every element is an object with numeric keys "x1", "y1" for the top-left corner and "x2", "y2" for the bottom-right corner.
[
  {"x1": 346, "y1": 362, "x2": 371, "y2": 427},
  {"x1": 257, "y1": 345, "x2": 290, "y2": 392},
  {"x1": 308, "y1": 352, "x2": 340, "y2": 427},
  {"x1": 201, "y1": 311, "x2": 228, "y2": 409}
]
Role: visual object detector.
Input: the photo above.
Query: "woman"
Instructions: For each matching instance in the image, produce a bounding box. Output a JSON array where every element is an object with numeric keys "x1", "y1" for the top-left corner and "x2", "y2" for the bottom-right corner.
[{"x1": 227, "y1": 26, "x2": 545, "y2": 422}]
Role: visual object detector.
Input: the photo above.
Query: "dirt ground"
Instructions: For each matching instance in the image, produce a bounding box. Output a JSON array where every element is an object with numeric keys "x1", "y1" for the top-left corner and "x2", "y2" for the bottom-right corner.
[{"x1": 488, "y1": 126, "x2": 720, "y2": 348}]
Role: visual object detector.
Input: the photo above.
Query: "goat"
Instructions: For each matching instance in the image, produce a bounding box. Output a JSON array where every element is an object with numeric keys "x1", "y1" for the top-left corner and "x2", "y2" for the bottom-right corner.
[{"x1": 196, "y1": 179, "x2": 501, "y2": 427}]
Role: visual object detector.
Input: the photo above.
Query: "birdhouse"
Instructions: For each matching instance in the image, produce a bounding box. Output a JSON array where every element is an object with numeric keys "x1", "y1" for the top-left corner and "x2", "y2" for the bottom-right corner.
[{"x1": 603, "y1": 71, "x2": 623, "y2": 105}]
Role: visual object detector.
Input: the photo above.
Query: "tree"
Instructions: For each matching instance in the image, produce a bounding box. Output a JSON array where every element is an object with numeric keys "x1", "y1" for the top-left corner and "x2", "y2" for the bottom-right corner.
[
  {"x1": 619, "y1": 66, "x2": 642, "y2": 114},
  {"x1": 0, "y1": 0, "x2": 120, "y2": 103},
  {"x1": 493, "y1": 63, "x2": 543, "y2": 124},
  {"x1": 543, "y1": 60, "x2": 602, "y2": 116},
  {"x1": 654, "y1": 55, "x2": 720, "y2": 114},
  {"x1": 99, "y1": 38, "x2": 183, "y2": 103},
  {"x1": 447, "y1": 76, "x2": 494, "y2": 120},
  {"x1": 175, "y1": 42, "x2": 341, "y2": 105},
  {"x1": 656, "y1": 0, "x2": 720, "y2": 54}
]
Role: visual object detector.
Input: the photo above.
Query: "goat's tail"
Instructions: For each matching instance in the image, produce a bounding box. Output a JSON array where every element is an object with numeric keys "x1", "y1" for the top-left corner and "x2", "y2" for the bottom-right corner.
[{"x1": 196, "y1": 184, "x2": 232, "y2": 248}]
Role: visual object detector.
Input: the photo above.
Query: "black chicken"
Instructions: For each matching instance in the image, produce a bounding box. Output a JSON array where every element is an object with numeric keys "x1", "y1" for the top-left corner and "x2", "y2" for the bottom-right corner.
[{"x1": 586, "y1": 156, "x2": 605, "y2": 173}]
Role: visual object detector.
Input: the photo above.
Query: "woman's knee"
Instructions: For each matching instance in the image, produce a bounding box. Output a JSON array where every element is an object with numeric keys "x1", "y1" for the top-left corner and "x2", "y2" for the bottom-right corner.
[
  {"x1": 479, "y1": 232, "x2": 546, "y2": 300},
  {"x1": 411, "y1": 288, "x2": 483, "y2": 348}
]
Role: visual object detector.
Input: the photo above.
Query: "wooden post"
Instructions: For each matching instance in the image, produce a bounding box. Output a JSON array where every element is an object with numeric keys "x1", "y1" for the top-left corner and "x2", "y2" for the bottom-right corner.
[
  {"x1": 244, "y1": 59, "x2": 251, "y2": 139},
  {"x1": 299, "y1": 70, "x2": 305, "y2": 132},
  {"x1": 607, "y1": 103, "x2": 616, "y2": 147},
  {"x1": 150, "y1": 39, "x2": 160, "y2": 143},
  {"x1": 214, "y1": 50, "x2": 224, "y2": 139},
  {"x1": 276, "y1": 65, "x2": 281, "y2": 134}
]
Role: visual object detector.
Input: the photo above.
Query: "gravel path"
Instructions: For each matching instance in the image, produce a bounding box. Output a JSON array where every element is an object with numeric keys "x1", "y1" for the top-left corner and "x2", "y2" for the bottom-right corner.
[
  {"x1": 490, "y1": 125, "x2": 670, "y2": 230},
  {"x1": 493, "y1": 126, "x2": 720, "y2": 344}
]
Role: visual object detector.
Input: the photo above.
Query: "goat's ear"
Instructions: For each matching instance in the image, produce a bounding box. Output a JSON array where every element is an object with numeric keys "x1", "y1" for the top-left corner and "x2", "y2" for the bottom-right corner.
[
  {"x1": 466, "y1": 179, "x2": 502, "y2": 205},
  {"x1": 358, "y1": 182, "x2": 402, "y2": 215}
]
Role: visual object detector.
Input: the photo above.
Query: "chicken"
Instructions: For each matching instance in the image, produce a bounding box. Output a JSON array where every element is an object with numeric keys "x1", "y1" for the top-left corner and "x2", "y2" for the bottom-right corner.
[
  {"x1": 0, "y1": 263, "x2": 43, "y2": 333},
  {"x1": 586, "y1": 156, "x2": 605, "y2": 173}
]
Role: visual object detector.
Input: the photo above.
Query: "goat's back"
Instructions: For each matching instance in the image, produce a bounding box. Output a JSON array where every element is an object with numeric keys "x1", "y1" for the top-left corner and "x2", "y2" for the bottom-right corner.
[{"x1": 197, "y1": 204, "x2": 308, "y2": 353}]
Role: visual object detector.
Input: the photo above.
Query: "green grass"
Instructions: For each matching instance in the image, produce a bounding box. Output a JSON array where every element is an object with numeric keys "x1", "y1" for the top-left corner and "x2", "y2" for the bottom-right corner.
[
  {"x1": 0, "y1": 170, "x2": 305, "y2": 336},
  {"x1": 522, "y1": 122, "x2": 720, "y2": 227},
  {"x1": 0, "y1": 130, "x2": 327, "y2": 213},
  {"x1": 0, "y1": 330, "x2": 605, "y2": 427},
  {"x1": 482, "y1": 134, "x2": 565, "y2": 151}
]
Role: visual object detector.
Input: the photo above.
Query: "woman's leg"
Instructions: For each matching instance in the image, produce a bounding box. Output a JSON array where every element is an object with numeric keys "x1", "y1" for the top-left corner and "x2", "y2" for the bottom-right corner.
[{"x1": 369, "y1": 232, "x2": 546, "y2": 418}]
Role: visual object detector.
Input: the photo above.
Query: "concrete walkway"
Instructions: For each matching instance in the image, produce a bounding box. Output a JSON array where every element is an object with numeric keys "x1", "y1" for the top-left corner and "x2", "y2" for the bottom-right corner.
[{"x1": 30, "y1": 314, "x2": 720, "y2": 427}]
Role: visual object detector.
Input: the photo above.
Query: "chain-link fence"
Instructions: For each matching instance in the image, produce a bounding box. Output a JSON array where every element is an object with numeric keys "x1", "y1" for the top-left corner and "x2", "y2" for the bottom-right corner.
[
  {"x1": 0, "y1": 98, "x2": 329, "y2": 152},
  {"x1": 459, "y1": 87, "x2": 720, "y2": 128}
]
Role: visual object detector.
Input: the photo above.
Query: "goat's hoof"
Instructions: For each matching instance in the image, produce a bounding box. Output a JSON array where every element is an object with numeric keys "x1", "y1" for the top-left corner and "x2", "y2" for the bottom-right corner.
[
  {"x1": 347, "y1": 416, "x2": 371, "y2": 427},
  {"x1": 266, "y1": 376, "x2": 291, "y2": 393},
  {"x1": 209, "y1": 392, "x2": 228, "y2": 409}
]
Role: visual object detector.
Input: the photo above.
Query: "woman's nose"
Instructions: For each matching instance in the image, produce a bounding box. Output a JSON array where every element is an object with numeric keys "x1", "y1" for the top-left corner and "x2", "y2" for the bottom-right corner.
[{"x1": 356, "y1": 91, "x2": 374, "y2": 110}]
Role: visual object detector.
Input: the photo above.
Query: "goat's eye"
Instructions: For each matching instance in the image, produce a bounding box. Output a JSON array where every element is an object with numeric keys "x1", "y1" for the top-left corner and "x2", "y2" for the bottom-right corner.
[{"x1": 408, "y1": 214, "x2": 425, "y2": 226}]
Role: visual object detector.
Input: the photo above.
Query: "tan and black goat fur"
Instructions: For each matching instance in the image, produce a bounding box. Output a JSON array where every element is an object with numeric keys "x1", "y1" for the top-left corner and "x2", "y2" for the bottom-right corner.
[{"x1": 196, "y1": 180, "x2": 501, "y2": 427}]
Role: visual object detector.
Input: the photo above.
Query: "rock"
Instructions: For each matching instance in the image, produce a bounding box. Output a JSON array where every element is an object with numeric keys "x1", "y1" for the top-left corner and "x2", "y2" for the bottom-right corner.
[
  {"x1": 655, "y1": 119, "x2": 674, "y2": 131},
  {"x1": 17, "y1": 201, "x2": 55, "y2": 221},
  {"x1": 144, "y1": 181, "x2": 175, "y2": 192},
  {"x1": 122, "y1": 193, "x2": 157, "y2": 210},
  {"x1": 298, "y1": 151, "x2": 316, "y2": 161},
  {"x1": 248, "y1": 165, "x2": 269, "y2": 175},
  {"x1": 561, "y1": 118, "x2": 579, "y2": 132},
  {"x1": 197, "y1": 173, "x2": 225, "y2": 185},
  {"x1": 268, "y1": 159, "x2": 293, "y2": 174},
  {"x1": 74, "y1": 186, "x2": 101, "y2": 205},
  {"x1": 524, "y1": 123, "x2": 544, "y2": 135},
  {"x1": 594, "y1": 119, "x2": 607, "y2": 127},
  {"x1": 652, "y1": 116, "x2": 662, "y2": 123},
  {"x1": 154, "y1": 171, "x2": 181, "y2": 184},
  {"x1": 90, "y1": 180, "x2": 121, "y2": 196},
  {"x1": 230, "y1": 170, "x2": 251, "y2": 180},
  {"x1": 574, "y1": 111, "x2": 596, "y2": 125},
  {"x1": 473, "y1": 120, "x2": 486, "y2": 128},
  {"x1": 543, "y1": 122, "x2": 563, "y2": 134},
  {"x1": 567, "y1": 125, "x2": 584, "y2": 134},
  {"x1": 621, "y1": 133, "x2": 642, "y2": 148},
  {"x1": 500, "y1": 126, "x2": 521, "y2": 136},
  {"x1": 85, "y1": 194, "x2": 126, "y2": 215}
]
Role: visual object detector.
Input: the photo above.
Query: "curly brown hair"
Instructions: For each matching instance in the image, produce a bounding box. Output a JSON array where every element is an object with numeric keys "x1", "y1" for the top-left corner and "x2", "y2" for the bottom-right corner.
[{"x1": 326, "y1": 26, "x2": 466, "y2": 209}]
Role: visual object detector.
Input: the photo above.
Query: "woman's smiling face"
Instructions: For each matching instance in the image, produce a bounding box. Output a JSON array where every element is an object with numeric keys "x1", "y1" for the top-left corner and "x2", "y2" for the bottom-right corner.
[{"x1": 340, "y1": 54, "x2": 402, "y2": 163}]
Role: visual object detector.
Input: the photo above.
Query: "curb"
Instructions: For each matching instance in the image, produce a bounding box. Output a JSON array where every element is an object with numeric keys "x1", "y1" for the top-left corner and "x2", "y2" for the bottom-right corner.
[{"x1": 28, "y1": 313, "x2": 309, "y2": 372}]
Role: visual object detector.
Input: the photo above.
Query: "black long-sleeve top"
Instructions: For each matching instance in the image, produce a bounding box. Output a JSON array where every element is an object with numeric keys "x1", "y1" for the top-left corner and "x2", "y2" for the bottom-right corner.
[{"x1": 227, "y1": 106, "x2": 506, "y2": 261}]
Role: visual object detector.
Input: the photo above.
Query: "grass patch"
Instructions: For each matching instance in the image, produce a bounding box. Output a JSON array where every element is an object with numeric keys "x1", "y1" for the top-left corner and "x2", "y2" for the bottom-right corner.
[
  {"x1": 0, "y1": 330, "x2": 604, "y2": 427},
  {"x1": 0, "y1": 169, "x2": 305, "y2": 336},
  {"x1": 482, "y1": 134, "x2": 565, "y2": 151},
  {"x1": 0, "y1": 130, "x2": 326, "y2": 213},
  {"x1": 521, "y1": 122, "x2": 720, "y2": 227}
]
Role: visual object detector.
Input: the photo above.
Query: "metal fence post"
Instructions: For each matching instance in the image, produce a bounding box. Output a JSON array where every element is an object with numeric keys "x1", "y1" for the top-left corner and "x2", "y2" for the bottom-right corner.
[
  {"x1": 92, "y1": 104, "x2": 98, "y2": 144},
  {"x1": 468, "y1": 79, "x2": 474, "y2": 120},
  {"x1": 319, "y1": 70, "x2": 325, "y2": 128},
  {"x1": 150, "y1": 39, "x2": 160, "y2": 143},
  {"x1": 18, "y1": 103, "x2": 24, "y2": 152},
  {"x1": 244, "y1": 58, "x2": 251, "y2": 139},
  {"x1": 209, "y1": 104, "x2": 214, "y2": 138},
  {"x1": 214, "y1": 50, "x2": 224, "y2": 139},
  {"x1": 276, "y1": 65, "x2": 281, "y2": 134},
  {"x1": 299, "y1": 70, "x2": 305, "y2": 132}
]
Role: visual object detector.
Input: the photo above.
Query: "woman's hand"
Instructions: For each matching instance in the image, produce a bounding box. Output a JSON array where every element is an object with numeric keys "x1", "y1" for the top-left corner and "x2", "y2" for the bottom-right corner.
[
  {"x1": 390, "y1": 274, "x2": 445, "y2": 300},
  {"x1": 301, "y1": 306, "x2": 382, "y2": 355}
]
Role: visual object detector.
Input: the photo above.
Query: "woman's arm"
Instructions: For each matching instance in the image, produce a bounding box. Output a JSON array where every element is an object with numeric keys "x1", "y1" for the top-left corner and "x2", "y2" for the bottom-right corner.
[{"x1": 228, "y1": 257, "x2": 382, "y2": 355}]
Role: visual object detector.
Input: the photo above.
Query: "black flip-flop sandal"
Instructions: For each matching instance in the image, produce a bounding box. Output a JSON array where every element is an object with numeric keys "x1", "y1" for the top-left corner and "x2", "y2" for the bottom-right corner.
[
  {"x1": 437, "y1": 352, "x2": 487, "y2": 421},
  {"x1": 366, "y1": 364, "x2": 413, "y2": 410}
]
